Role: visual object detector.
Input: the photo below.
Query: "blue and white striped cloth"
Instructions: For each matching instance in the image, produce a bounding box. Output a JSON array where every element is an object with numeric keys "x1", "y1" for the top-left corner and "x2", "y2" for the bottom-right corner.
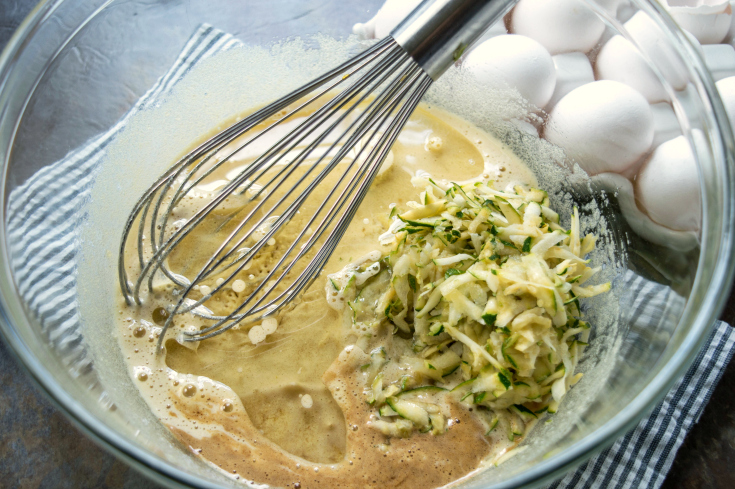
[
  {"x1": 5, "y1": 25, "x2": 734, "y2": 489},
  {"x1": 548, "y1": 321, "x2": 733, "y2": 488}
]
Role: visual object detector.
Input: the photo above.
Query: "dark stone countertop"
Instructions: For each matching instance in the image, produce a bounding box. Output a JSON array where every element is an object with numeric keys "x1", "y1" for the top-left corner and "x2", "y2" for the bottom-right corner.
[
  {"x1": 0, "y1": 1, "x2": 733, "y2": 487},
  {"x1": 660, "y1": 296, "x2": 735, "y2": 489}
]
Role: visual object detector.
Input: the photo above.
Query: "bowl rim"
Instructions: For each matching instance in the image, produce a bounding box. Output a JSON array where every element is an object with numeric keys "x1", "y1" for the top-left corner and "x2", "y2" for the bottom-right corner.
[{"x1": 0, "y1": 0, "x2": 733, "y2": 488}]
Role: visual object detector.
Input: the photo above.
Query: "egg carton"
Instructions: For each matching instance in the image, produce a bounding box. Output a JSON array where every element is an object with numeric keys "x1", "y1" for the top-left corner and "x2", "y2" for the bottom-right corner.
[{"x1": 352, "y1": 0, "x2": 735, "y2": 251}]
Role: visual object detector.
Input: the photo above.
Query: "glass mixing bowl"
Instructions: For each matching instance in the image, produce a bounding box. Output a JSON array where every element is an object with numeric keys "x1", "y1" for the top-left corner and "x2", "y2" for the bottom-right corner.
[{"x1": 0, "y1": 0, "x2": 733, "y2": 487}]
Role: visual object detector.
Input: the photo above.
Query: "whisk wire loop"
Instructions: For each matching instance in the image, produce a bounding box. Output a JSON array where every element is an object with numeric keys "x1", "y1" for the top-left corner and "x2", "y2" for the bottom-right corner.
[
  {"x1": 185, "y1": 67, "x2": 433, "y2": 342},
  {"x1": 131, "y1": 42, "x2": 408, "y2": 304},
  {"x1": 187, "y1": 47, "x2": 414, "y2": 282},
  {"x1": 118, "y1": 38, "x2": 395, "y2": 302},
  {"x1": 179, "y1": 56, "x2": 420, "y2": 324},
  {"x1": 118, "y1": 37, "x2": 436, "y2": 349},
  {"x1": 182, "y1": 62, "x2": 431, "y2": 340}
]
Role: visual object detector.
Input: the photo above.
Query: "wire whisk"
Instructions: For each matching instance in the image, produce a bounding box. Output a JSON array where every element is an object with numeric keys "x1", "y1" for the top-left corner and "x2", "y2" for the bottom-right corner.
[{"x1": 117, "y1": 0, "x2": 516, "y2": 347}]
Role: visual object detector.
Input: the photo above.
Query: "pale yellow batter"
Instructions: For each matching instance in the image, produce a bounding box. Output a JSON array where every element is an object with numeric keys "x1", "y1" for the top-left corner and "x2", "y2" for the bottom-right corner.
[{"x1": 116, "y1": 104, "x2": 537, "y2": 488}]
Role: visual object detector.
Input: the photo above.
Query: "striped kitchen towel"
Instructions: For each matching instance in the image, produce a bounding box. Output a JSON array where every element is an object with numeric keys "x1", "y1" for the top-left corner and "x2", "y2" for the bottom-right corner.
[
  {"x1": 4, "y1": 24, "x2": 734, "y2": 489},
  {"x1": 5, "y1": 25, "x2": 241, "y2": 381},
  {"x1": 546, "y1": 320, "x2": 734, "y2": 488}
]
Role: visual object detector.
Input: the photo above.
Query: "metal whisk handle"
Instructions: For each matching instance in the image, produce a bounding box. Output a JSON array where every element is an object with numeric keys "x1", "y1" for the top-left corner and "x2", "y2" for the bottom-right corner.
[{"x1": 392, "y1": 0, "x2": 516, "y2": 80}]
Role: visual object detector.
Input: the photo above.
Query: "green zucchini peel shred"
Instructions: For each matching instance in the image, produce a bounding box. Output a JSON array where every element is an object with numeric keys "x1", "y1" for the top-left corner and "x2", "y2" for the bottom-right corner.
[{"x1": 326, "y1": 179, "x2": 610, "y2": 443}]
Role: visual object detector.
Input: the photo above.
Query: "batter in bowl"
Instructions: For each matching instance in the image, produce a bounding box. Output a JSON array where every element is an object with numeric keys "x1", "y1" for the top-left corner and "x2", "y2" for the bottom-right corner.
[{"x1": 115, "y1": 102, "x2": 603, "y2": 488}]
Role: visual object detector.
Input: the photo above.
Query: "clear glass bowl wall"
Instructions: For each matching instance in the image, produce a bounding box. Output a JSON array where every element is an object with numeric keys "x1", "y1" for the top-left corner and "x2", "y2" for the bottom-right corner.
[{"x1": 0, "y1": 0, "x2": 732, "y2": 488}]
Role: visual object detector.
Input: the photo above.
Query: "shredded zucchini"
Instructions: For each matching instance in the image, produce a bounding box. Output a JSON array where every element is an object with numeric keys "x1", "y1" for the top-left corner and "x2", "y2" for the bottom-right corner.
[{"x1": 327, "y1": 179, "x2": 610, "y2": 441}]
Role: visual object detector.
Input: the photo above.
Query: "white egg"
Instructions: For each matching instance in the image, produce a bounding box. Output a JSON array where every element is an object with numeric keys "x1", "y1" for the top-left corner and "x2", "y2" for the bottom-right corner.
[
  {"x1": 664, "y1": 0, "x2": 732, "y2": 45},
  {"x1": 463, "y1": 35, "x2": 556, "y2": 109},
  {"x1": 626, "y1": 12, "x2": 691, "y2": 88},
  {"x1": 592, "y1": 172, "x2": 698, "y2": 250},
  {"x1": 510, "y1": 0, "x2": 605, "y2": 54},
  {"x1": 595, "y1": 12, "x2": 689, "y2": 103},
  {"x1": 635, "y1": 135, "x2": 701, "y2": 231},
  {"x1": 544, "y1": 80, "x2": 654, "y2": 175},
  {"x1": 703, "y1": 44, "x2": 735, "y2": 81},
  {"x1": 352, "y1": 0, "x2": 422, "y2": 40},
  {"x1": 547, "y1": 52, "x2": 595, "y2": 109},
  {"x1": 716, "y1": 76, "x2": 735, "y2": 123},
  {"x1": 596, "y1": 36, "x2": 666, "y2": 103},
  {"x1": 597, "y1": 12, "x2": 690, "y2": 103}
]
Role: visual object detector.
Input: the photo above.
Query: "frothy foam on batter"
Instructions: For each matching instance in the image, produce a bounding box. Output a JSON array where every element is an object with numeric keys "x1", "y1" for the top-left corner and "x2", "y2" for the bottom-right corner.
[{"x1": 77, "y1": 34, "x2": 622, "y2": 488}]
